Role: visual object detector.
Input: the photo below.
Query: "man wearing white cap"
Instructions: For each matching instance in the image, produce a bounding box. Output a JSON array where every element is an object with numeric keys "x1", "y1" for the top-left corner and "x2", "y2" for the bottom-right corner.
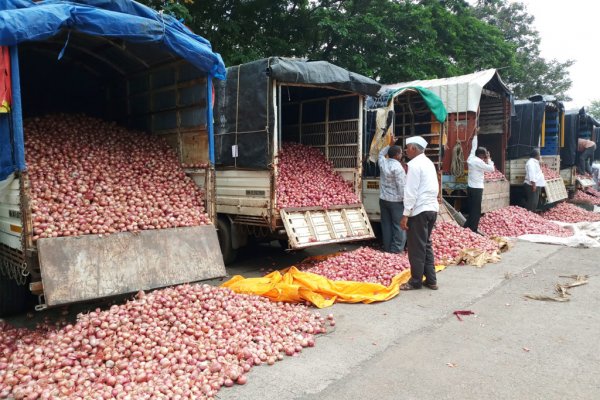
[{"x1": 399, "y1": 136, "x2": 440, "y2": 291}]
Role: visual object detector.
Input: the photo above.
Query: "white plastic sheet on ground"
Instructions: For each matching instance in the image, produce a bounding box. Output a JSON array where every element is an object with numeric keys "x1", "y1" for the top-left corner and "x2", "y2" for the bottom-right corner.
[{"x1": 517, "y1": 221, "x2": 600, "y2": 248}]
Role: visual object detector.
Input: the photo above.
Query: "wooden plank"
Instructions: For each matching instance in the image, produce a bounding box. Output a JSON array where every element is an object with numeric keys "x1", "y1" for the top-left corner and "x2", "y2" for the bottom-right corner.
[
  {"x1": 37, "y1": 225, "x2": 225, "y2": 306},
  {"x1": 180, "y1": 129, "x2": 209, "y2": 164}
]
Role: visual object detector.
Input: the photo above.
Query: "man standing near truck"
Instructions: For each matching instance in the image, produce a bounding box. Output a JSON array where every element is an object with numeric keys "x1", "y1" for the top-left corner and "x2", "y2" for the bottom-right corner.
[
  {"x1": 577, "y1": 138, "x2": 597, "y2": 175},
  {"x1": 378, "y1": 144, "x2": 406, "y2": 253},
  {"x1": 524, "y1": 149, "x2": 545, "y2": 212},
  {"x1": 463, "y1": 130, "x2": 495, "y2": 233},
  {"x1": 399, "y1": 136, "x2": 439, "y2": 291}
]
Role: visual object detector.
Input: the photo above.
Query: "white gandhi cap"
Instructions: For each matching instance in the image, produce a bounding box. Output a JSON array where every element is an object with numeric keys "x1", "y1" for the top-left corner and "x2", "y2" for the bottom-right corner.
[{"x1": 405, "y1": 136, "x2": 428, "y2": 149}]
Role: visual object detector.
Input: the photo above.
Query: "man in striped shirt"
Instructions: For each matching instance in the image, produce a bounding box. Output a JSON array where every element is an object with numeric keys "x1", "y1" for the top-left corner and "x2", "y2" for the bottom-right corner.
[{"x1": 378, "y1": 144, "x2": 407, "y2": 253}]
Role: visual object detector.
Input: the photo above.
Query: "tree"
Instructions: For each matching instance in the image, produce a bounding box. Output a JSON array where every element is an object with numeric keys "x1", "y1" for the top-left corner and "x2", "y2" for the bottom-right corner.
[
  {"x1": 137, "y1": 0, "x2": 194, "y2": 22},
  {"x1": 187, "y1": 0, "x2": 515, "y2": 85},
  {"x1": 587, "y1": 100, "x2": 600, "y2": 120},
  {"x1": 472, "y1": 0, "x2": 574, "y2": 100}
]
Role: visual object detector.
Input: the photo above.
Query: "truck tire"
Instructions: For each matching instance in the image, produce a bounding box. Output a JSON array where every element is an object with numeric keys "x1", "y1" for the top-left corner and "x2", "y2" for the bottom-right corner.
[
  {"x1": 0, "y1": 274, "x2": 32, "y2": 317},
  {"x1": 216, "y1": 217, "x2": 238, "y2": 265}
]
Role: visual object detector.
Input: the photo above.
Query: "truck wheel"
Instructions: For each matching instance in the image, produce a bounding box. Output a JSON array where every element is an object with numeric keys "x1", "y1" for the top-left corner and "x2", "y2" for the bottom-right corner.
[
  {"x1": 216, "y1": 217, "x2": 238, "y2": 265},
  {"x1": 0, "y1": 274, "x2": 32, "y2": 317}
]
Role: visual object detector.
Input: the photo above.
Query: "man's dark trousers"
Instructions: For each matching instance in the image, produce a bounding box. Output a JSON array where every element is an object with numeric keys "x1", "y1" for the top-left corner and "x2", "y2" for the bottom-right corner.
[
  {"x1": 407, "y1": 211, "x2": 437, "y2": 288},
  {"x1": 463, "y1": 186, "x2": 483, "y2": 232}
]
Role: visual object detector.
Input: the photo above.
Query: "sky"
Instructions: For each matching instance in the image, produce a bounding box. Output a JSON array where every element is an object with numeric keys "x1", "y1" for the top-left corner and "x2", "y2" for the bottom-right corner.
[{"x1": 514, "y1": 0, "x2": 598, "y2": 109}]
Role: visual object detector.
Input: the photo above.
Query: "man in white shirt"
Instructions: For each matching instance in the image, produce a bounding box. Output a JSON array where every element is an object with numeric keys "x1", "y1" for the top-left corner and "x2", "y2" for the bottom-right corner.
[
  {"x1": 524, "y1": 149, "x2": 545, "y2": 212},
  {"x1": 463, "y1": 130, "x2": 495, "y2": 232},
  {"x1": 399, "y1": 136, "x2": 440, "y2": 291},
  {"x1": 378, "y1": 144, "x2": 407, "y2": 253}
]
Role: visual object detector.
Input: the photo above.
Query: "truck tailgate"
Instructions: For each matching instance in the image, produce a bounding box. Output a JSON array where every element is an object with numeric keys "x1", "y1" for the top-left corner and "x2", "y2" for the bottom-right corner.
[
  {"x1": 36, "y1": 225, "x2": 225, "y2": 306},
  {"x1": 280, "y1": 205, "x2": 374, "y2": 249}
]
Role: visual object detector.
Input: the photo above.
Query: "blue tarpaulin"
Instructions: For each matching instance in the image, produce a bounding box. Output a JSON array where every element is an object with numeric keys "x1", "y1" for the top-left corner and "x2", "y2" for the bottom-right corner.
[
  {"x1": 0, "y1": 0, "x2": 226, "y2": 180},
  {"x1": 0, "y1": 0, "x2": 226, "y2": 79}
]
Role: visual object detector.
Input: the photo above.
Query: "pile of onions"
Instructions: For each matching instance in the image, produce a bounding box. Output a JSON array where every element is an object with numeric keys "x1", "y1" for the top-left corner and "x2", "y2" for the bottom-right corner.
[
  {"x1": 484, "y1": 169, "x2": 506, "y2": 182},
  {"x1": 276, "y1": 143, "x2": 359, "y2": 209},
  {"x1": 303, "y1": 247, "x2": 409, "y2": 286},
  {"x1": 541, "y1": 165, "x2": 560, "y2": 180},
  {"x1": 585, "y1": 187, "x2": 600, "y2": 197},
  {"x1": 25, "y1": 114, "x2": 210, "y2": 241},
  {"x1": 0, "y1": 284, "x2": 331, "y2": 399},
  {"x1": 479, "y1": 206, "x2": 573, "y2": 237},
  {"x1": 430, "y1": 222, "x2": 499, "y2": 264},
  {"x1": 572, "y1": 190, "x2": 600, "y2": 206},
  {"x1": 540, "y1": 202, "x2": 600, "y2": 223}
]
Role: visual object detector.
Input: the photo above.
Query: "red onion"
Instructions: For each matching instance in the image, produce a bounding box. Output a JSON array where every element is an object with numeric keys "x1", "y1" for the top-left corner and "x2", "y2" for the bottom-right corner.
[
  {"x1": 572, "y1": 190, "x2": 600, "y2": 206},
  {"x1": 276, "y1": 143, "x2": 359, "y2": 209},
  {"x1": 24, "y1": 114, "x2": 211, "y2": 242},
  {"x1": 484, "y1": 169, "x2": 506, "y2": 182},
  {"x1": 479, "y1": 206, "x2": 573, "y2": 237},
  {"x1": 430, "y1": 222, "x2": 499, "y2": 264},
  {"x1": 303, "y1": 246, "x2": 409, "y2": 286},
  {"x1": 0, "y1": 285, "x2": 331, "y2": 399},
  {"x1": 541, "y1": 165, "x2": 560, "y2": 180},
  {"x1": 540, "y1": 202, "x2": 600, "y2": 223}
]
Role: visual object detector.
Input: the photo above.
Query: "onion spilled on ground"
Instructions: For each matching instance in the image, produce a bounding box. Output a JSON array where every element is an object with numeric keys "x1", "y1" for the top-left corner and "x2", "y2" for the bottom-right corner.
[
  {"x1": 0, "y1": 285, "x2": 332, "y2": 399},
  {"x1": 479, "y1": 206, "x2": 573, "y2": 238},
  {"x1": 540, "y1": 202, "x2": 600, "y2": 223}
]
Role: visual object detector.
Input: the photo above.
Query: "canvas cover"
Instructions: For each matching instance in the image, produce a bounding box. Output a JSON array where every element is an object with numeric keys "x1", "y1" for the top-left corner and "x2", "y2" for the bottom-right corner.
[
  {"x1": 214, "y1": 57, "x2": 381, "y2": 169},
  {"x1": 380, "y1": 69, "x2": 511, "y2": 113},
  {"x1": 508, "y1": 100, "x2": 545, "y2": 160}
]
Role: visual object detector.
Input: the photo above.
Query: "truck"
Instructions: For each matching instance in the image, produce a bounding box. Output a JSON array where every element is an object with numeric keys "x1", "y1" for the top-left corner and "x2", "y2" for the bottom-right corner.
[
  {"x1": 363, "y1": 70, "x2": 512, "y2": 220},
  {"x1": 507, "y1": 97, "x2": 569, "y2": 207},
  {"x1": 362, "y1": 86, "x2": 447, "y2": 222},
  {"x1": 213, "y1": 58, "x2": 380, "y2": 263},
  {"x1": 0, "y1": 0, "x2": 226, "y2": 316}
]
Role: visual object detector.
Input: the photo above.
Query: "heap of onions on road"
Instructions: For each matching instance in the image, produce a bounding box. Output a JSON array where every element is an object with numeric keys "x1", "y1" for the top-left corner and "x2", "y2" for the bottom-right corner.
[
  {"x1": 573, "y1": 190, "x2": 600, "y2": 206},
  {"x1": 303, "y1": 246, "x2": 409, "y2": 287},
  {"x1": 540, "y1": 202, "x2": 600, "y2": 223},
  {"x1": 276, "y1": 143, "x2": 359, "y2": 209},
  {"x1": 479, "y1": 206, "x2": 573, "y2": 238},
  {"x1": 0, "y1": 285, "x2": 332, "y2": 400},
  {"x1": 25, "y1": 114, "x2": 210, "y2": 241},
  {"x1": 430, "y1": 222, "x2": 499, "y2": 264}
]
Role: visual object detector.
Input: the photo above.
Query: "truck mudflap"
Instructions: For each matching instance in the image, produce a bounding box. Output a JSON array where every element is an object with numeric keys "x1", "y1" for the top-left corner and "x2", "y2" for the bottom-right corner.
[
  {"x1": 280, "y1": 205, "x2": 375, "y2": 249},
  {"x1": 36, "y1": 225, "x2": 225, "y2": 306}
]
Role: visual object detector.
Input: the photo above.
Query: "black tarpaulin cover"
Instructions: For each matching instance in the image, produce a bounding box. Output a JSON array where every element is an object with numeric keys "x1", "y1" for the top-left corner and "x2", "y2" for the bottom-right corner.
[
  {"x1": 508, "y1": 100, "x2": 545, "y2": 160},
  {"x1": 214, "y1": 57, "x2": 380, "y2": 168},
  {"x1": 561, "y1": 110, "x2": 579, "y2": 168}
]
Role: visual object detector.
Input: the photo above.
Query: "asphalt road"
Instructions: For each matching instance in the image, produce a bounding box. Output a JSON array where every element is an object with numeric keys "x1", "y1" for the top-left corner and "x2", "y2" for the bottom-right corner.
[{"x1": 219, "y1": 241, "x2": 600, "y2": 400}]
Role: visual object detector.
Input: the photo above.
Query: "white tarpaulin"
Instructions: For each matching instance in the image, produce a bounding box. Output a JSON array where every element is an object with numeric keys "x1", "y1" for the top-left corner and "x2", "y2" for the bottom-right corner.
[
  {"x1": 382, "y1": 69, "x2": 509, "y2": 113},
  {"x1": 517, "y1": 221, "x2": 600, "y2": 248}
]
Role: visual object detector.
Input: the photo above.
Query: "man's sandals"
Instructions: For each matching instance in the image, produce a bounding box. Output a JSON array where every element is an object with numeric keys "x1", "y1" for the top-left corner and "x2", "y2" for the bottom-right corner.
[{"x1": 399, "y1": 282, "x2": 439, "y2": 291}]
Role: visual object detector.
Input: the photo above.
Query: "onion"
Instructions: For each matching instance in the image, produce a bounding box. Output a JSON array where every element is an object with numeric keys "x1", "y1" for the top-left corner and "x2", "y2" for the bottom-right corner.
[
  {"x1": 479, "y1": 206, "x2": 572, "y2": 237},
  {"x1": 303, "y1": 247, "x2": 409, "y2": 286},
  {"x1": 24, "y1": 114, "x2": 211, "y2": 242},
  {"x1": 430, "y1": 222, "x2": 499, "y2": 264},
  {"x1": 0, "y1": 285, "x2": 331, "y2": 398},
  {"x1": 276, "y1": 142, "x2": 359, "y2": 209},
  {"x1": 540, "y1": 202, "x2": 600, "y2": 223},
  {"x1": 484, "y1": 168, "x2": 506, "y2": 182}
]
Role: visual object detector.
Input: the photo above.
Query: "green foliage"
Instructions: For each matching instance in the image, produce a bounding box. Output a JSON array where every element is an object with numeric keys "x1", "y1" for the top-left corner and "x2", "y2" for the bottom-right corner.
[
  {"x1": 137, "y1": 0, "x2": 193, "y2": 22},
  {"x1": 587, "y1": 100, "x2": 600, "y2": 120},
  {"x1": 473, "y1": 0, "x2": 573, "y2": 100},
  {"x1": 137, "y1": 0, "x2": 572, "y2": 99}
]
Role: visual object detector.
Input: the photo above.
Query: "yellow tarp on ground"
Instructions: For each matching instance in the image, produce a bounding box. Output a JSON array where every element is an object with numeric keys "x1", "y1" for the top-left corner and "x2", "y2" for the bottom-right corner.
[{"x1": 221, "y1": 265, "x2": 446, "y2": 308}]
